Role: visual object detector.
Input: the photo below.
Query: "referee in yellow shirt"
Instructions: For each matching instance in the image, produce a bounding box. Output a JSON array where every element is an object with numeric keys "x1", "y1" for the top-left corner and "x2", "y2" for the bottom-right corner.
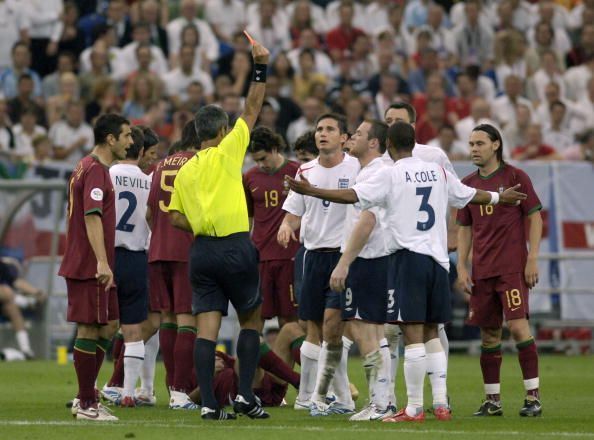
[{"x1": 169, "y1": 36, "x2": 270, "y2": 421}]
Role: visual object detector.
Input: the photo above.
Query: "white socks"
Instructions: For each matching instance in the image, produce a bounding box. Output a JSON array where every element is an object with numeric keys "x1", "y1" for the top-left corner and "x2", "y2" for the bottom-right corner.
[
  {"x1": 332, "y1": 336, "x2": 354, "y2": 408},
  {"x1": 384, "y1": 324, "x2": 401, "y2": 407},
  {"x1": 438, "y1": 324, "x2": 449, "y2": 361},
  {"x1": 141, "y1": 331, "x2": 159, "y2": 395},
  {"x1": 298, "y1": 341, "x2": 320, "y2": 403},
  {"x1": 425, "y1": 338, "x2": 448, "y2": 407},
  {"x1": 376, "y1": 337, "x2": 391, "y2": 410},
  {"x1": 16, "y1": 329, "x2": 32, "y2": 355},
  {"x1": 404, "y1": 343, "x2": 426, "y2": 417},
  {"x1": 123, "y1": 340, "x2": 145, "y2": 398},
  {"x1": 313, "y1": 341, "x2": 342, "y2": 403}
]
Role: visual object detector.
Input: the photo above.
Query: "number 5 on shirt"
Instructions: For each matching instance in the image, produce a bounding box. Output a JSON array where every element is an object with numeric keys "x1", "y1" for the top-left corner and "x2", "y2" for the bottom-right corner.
[{"x1": 159, "y1": 170, "x2": 178, "y2": 212}]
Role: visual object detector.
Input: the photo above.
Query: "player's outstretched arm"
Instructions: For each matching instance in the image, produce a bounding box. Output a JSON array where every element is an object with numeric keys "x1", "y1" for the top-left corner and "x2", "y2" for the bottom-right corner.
[
  {"x1": 330, "y1": 211, "x2": 376, "y2": 292},
  {"x1": 470, "y1": 184, "x2": 527, "y2": 205},
  {"x1": 456, "y1": 225, "x2": 473, "y2": 295},
  {"x1": 277, "y1": 213, "x2": 301, "y2": 249},
  {"x1": 525, "y1": 211, "x2": 543, "y2": 288},
  {"x1": 169, "y1": 210, "x2": 193, "y2": 233},
  {"x1": 285, "y1": 175, "x2": 359, "y2": 204},
  {"x1": 84, "y1": 214, "x2": 113, "y2": 290},
  {"x1": 239, "y1": 36, "x2": 270, "y2": 131}
]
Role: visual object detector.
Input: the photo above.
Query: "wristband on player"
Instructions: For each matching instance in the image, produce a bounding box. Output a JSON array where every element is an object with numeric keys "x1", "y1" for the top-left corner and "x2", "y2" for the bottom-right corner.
[
  {"x1": 252, "y1": 64, "x2": 267, "y2": 83},
  {"x1": 488, "y1": 191, "x2": 500, "y2": 205}
]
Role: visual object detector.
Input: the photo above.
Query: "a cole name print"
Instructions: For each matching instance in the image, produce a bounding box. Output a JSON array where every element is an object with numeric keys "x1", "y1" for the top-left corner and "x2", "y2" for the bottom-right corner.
[
  {"x1": 114, "y1": 175, "x2": 150, "y2": 189},
  {"x1": 405, "y1": 170, "x2": 438, "y2": 184}
]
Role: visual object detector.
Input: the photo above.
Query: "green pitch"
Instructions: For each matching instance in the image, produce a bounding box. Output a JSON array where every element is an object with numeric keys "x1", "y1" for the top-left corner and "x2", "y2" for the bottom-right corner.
[{"x1": 1, "y1": 355, "x2": 593, "y2": 440}]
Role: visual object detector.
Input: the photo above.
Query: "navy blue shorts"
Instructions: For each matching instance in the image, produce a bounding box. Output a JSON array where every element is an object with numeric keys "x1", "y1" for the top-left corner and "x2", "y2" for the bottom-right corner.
[
  {"x1": 293, "y1": 245, "x2": 306, "y2": 305},
  {"x1": 190, "y1": 232, "x2": 262, "y2": 316},
  {"x1": 114, "y1": 247, "x2": 149, "y2": 325},
  {"x1": 342, "y1": 255, "x2": 389, "y2": 324},
  {"x1": 388, "y1": 249, "x2": 451, "y2": 324},
  {"x1": 299, "y1": 249, "x2": 341, "y2": 321}
]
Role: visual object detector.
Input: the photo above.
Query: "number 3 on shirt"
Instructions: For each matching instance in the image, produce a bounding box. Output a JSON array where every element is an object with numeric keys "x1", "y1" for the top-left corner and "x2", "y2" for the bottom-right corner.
[{"x1": 416, "y1": 186, "x2": 435, "y2": 231}]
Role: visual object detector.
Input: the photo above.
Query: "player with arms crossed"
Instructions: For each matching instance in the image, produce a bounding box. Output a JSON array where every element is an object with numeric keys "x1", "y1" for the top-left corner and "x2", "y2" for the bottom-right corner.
[
  {"x1": 243, "y1": 127, "x2": 300, "y2": 327},
  {"x1": 456, "y1": 124, "x2": 543, "y2": 417},
  {"x1": 59, "y1": 113, "x2": 132, "y2": 421},
  {"x1": 107, "y1": 127, "x2": 154, "y2": 407},
  {"x1": 146, "y1": 121, "x2": 198, "y2": 410},
  {"x1": 278, "y1": 113, "x2": 359, "y2": 415},
  {"x1": 286, "y1": 122, "x2": 527, "y2": 422}
]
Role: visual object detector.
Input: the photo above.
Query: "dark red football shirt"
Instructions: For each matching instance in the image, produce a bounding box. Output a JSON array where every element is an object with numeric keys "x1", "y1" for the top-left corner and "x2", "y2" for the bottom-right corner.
[
  {"x1": 147, "y1": 151, "x2": 195, "y2": 262},
  {"x1": 59, "y1": 155, "x2": 115, "y2": 280},
  {"x1": 456, "y1": 163, "x2": 542, "y2": 280},
  {"x1": 243, "y1": 160, "x2": 300, "y2": 261}
]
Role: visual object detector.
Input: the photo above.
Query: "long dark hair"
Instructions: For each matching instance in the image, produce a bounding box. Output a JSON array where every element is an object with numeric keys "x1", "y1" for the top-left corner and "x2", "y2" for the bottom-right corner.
[{"x1": 472, "y1": 123, "x2": 504, "y2": 162}]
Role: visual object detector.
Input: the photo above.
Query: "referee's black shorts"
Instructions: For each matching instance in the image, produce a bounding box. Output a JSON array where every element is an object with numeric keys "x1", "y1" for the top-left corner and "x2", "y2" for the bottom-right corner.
[{"x1": 189, "y1": 232, "x2": 262, "y2": 316}]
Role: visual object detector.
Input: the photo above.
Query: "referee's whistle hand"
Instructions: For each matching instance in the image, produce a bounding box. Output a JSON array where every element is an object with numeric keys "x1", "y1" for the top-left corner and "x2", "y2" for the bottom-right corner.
[
  {"x1": 500, "y1": 184, "x2": 527, "y2": 205},
  {"x1": 251, "y1": 40, "x2": 270, "y2": 64}
]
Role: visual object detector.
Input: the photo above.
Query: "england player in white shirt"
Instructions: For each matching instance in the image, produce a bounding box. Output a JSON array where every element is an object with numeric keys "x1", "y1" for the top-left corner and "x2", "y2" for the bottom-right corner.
[
  {"x1": 107, "y1": 127, "x2": 154, "y2": 407},
  {"x1": 278, "y1": 113, "x2": 359, "y2": 414},
  {"x1": 327, "y1": 120, "x2": 395, "y2": 421},
  {"x1": 286, "y1": 122, "x2": 527, "y2": 422}
]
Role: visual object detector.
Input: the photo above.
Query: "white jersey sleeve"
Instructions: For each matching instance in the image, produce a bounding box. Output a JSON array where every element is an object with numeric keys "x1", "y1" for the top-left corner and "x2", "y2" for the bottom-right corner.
[
  {"x1": 110, "y1": 164, "x2": 151, "y2": 251},
  {"x1": 445, "y1": 169, "x2": 476, "y2": 209},
  {"x1": 282, "y1": 189, "x2": 306, "y2": 217},
  {"x1": 352, "y1": 166, "x2": 391, "y2": 211}
]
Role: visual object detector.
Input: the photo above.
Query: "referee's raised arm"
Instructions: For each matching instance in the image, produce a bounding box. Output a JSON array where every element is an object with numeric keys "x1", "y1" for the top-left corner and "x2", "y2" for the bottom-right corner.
[{"x1": 239, "y1": 38, "x2": 270, "y2": 130}]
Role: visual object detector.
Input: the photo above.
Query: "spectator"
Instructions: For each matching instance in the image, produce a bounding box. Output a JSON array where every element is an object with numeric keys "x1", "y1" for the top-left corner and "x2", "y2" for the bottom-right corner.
[
  {"x1": 293, "y1": 129, "x2": 318, "y2": 161},
  {"x1": 449, "y1": 71, "x2": 475, "y2": 122},
  {"x1": 45, "y1": 72, "x2": 81, "y2": 127},
  {"x1": 79, "y1": 45, "x2": 111, "y2": 103},
  {"x1": 123, "y1": 74, "x2": 160, "y2": 120},
  {"x1": 49, "y1": 101, "x2": 93, "y2": 164},
  {"x1": 492, "y1": 75, "x2": 533, "y2": 128},
  {"x1": 8, "y1": 74, "x2": 46, "y2": 127},
  {"x1": 0, "y1": 0, "x2": 29, "y2": 72},
  {"x1": 118, "y1": 23, "x2": 168, "y2": 80},
  {"x1": 270, "y1": 52, "x2": 295, "y2": 98},
  {"x1": 349, "y1": 34, "x2": 377, "y2": 81},
  {"x1": 413, "y1": 4, "x2": 455, "y2": 57},
  {"x1": 362, "y1": 0, "x2": 392, "y2": 36},
  {"x1": 79, "y1": 25, "x2": 123, "y2": 74},
  {"x1": 573, "y1": 76, "x2": 594, "y2": 131},
  {"x1": 325, "y1": 0, "x2": 367, "y2": 31},
  {"x1": 0, "y1": 42, "x2": 42, "y2": 100},
  {"x1": 408, "y1": 48, "x2": 456, "y2": 97},
  {"x1": 122, "y1": 43, "x2": 164, "y2": 97},
  {"x1": 527, "y1": 49, "x2": 567, "y2": 103},
  {"x1": 527, "y1": 12, "x2": 572, "y2": 59},
  {"x1": 563, "y1": 129, "x2": 594, "y2": 162},
  {"x1": 169, "y1": 24, "x2": 208, "y2": 73},
  {"x1": 534, "y1": 81, "x2": 582, "y2": 133},
  {"x1": 58, "y1": 2, "x2": 86, "y2": 58},
  {"x1": 163, "y1": 44, "x2": 215, "y2": 109},
  {"x1": 139, "y1": 0, "x2": 169, "y2": 58},
  {"x1": 504, "y1": 103, "x2": 534, "y2": 151},
  {"x1": 455, "y1": 98, "x2": 506, "y2": 155},
  {"x1": 287, "y1": 28, "x2": 334, "y2": 78},
  {"x1": 204, "y1": 0, "x2": 245, "y2": 44},
  {"x1": 85, "y1": 78, "x2": 121, "y2": 123},
  {"x1": 494, "y1": 29, "x2": 530, "y2": 92},
  {"x1": 183, "y1": 81, "x2": 207, "y2": 115},
  {"x1": 264, "y1": 75, "x2": 302, "y2": 138},
  {"x1": 31, "y1": 134, "x2": 54, "y2": 165},
  {"x1": 564, "y1": 54, "x2": 594, "y2": 101},
  {"x1": 542, "y1": 100, "x2": 574, "y2": 152},
  {"x1": 454, "y1": 0, "x2": 494, "y2": 67},
  {"x1": 167, "y1": 0, "x2": 219, "y2": 63},
  {"x1": 512, "y1": 123, "x2": 561, "y2": 160},
  {"x1": 525, "y1": 21, "x2": 566, "y2": 72},
  {"x1": 257, "y1": 100, "x2": 280, "y2": 133},
  {"x1": 24, "y1": 0, "x2": 62, "y2": 76},
  {"x1": 403, "y1": 0, "x2": 431, "y2": 30},
  {"x1": 566, "y1": 23, "x2": 594, "y2": 68},
  {"x1": 246, "y1": 0, "x2": 292, "y2": 54},
  {"x1": 286, "y1": 97, "x2": 322, "y2": 146},
  {"x1": 367, "y1": 49, "x2": 410, "y2": 99},
  {"x1": 12, "y1": 107, "x2": 47, "y2": 162},
  {"x1": 0, "y1": 98, "x2": 16, "y2": 160},
  {"x1": 344, "y1": 97, "x2": 366, "y2": 134},
  {"x1": 42, "y1": 52, "x2": 77, "y2": 100},
  {"x1": 292, "y1": 49, "x2": 328, "y2": 104},
  {"x1": 326, "y1": 0, "x2": 366, "y2": 61},
  {"x1": 288, "y1": 0, "x2": 328, "y2": 44},
  {"x1": 105, "y1": 0, "x2": 133, "y2": 47},
  {"x1": 374, "y1": 72, "x2": 407, "y2": 120},
  {"x1": 415, "y1": 96, "x2": 447, "y2": 144},
  {"x1": 428, "y1": 124, "x2": 469, "y2": 161}
]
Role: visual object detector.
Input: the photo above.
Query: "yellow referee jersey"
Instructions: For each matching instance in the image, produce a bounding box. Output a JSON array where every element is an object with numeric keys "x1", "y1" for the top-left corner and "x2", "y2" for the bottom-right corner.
[{"x1": 169, "y1": 117, "x2": 250, "y2": 237}]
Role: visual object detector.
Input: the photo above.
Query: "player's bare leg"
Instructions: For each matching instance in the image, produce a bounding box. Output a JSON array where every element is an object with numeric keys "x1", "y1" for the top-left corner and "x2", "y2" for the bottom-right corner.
[
  {"x1": 0, "y1": 285, "x2": 33, "y2": 358},
  {"x1": 384, "y1": 323, "x2": 426, "y2": 423},
  {"x1": 423, "y1": 324, "x2": 450, "y2": 420},
  {"x1": 296, "y1": 319, "x2": 322, "y2": 409},
  {"x1": 508, "y1": 318, "x2": 541, "y2": 416},
  {"x1": 273, "y1": 321, "x2": 305, "y2": 366},
  {"x1": 474, "y1": 327, "x2": 504, "y2": 416}
]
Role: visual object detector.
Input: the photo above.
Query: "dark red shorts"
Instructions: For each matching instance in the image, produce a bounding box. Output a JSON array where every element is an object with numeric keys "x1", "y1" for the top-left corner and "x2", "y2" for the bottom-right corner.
[
  {"x1": 255, "y1": 373, "x2": 288, "y2": 407},
  {"x1": 66, "y1": 278, "x2": 119, "y2": 325},
  {"x1": 260, "y1": 260, "x2": 297, "y2": 320},
  {"x1": 467, "y1": 272, "x2": 530, "y2": 328},
  {"x1": 148, "y1": 261, "x2": 192, "y2": 314}
]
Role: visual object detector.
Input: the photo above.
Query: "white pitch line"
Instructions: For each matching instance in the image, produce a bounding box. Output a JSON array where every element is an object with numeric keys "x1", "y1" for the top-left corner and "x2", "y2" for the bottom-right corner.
[{"x1": 1, "y1": 420, "x2": 594, "y2": 438}]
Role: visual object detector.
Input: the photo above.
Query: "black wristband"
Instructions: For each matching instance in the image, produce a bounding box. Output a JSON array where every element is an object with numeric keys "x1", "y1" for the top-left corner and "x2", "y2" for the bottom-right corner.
[{"x1": 252, "y1": 64, "x2": 267, "y2": 83}]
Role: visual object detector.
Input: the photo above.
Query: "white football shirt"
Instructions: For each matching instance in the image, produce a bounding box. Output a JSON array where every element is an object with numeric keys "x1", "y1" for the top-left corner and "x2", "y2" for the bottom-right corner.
[
  {"x1": 382, "y1": 142, "x2": 457, "y2": 177},
  {"x1": 283, "y1": 154, "x2": 360, "y2": 250},
  {"x1": 354, "y1": 157, "x2": 476, "y2": 271},
  {"x1": 110, "y1": 163, "x2": 151, "y2": 251},
  {"x1": 341, "y1": 157, "x2": 390, "y2": 259}
]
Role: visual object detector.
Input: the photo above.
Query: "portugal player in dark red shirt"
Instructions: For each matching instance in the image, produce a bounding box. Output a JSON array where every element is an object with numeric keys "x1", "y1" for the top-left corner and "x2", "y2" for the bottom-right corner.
[
  {"x1": 456, "y1": 124, "x2": 544, "y2": 417},
  {"x1": 243, "y1": 127, "x2": 300, "y2": 326},
  {"x1": 146, "y1": 125, "x2": 198, "y2": 410},
  {"x1": 59, "y1": 113, "x2": 133, "y2": 421}
]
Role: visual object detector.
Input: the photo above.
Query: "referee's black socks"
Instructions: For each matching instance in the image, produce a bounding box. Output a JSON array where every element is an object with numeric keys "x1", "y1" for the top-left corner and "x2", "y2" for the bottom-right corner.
[
  {"x1": 237, "y1": 329, "x2": 261, "y2": 403},
  {"x1": 194, "y1": 338, "x2": 217, "y2": 409}
]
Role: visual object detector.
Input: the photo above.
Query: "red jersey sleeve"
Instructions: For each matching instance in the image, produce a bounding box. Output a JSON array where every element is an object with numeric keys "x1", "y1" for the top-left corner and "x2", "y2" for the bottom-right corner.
[
  {"x1": 243, "y1": 172, "x2": 254, "y2": 218},
  {"x1": 147, "y1": 166, "x2": 160, "y2": 212},
  {"x1": 83, "y1": 163, "x2": 108, "y2": 216},
  {"x1": 516, "y1": 168, "x2": 542, "y2": 216},
  {"x1": 456, "y1": 176, "x2": 473, "y2": 226}
]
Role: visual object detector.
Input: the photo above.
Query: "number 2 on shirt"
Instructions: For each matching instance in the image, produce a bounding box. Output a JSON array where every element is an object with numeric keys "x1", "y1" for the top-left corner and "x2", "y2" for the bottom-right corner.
[
  {"x1": 116, "y1": 191, "x2": 137, "y2": 232},
  {"x1": 416, "y1": 186, "x2": 435, "y2": 231}
]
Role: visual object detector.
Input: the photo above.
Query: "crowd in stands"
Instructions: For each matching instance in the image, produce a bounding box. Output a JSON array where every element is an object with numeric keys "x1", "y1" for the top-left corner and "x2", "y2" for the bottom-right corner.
[{"x1": 0, "y1": 0, "x2": 593, "y2": 178}]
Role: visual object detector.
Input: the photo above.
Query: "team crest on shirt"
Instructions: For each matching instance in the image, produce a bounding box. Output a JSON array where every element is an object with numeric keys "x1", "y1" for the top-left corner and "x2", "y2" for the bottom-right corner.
[
  {"x1": 498, "y1": 185, "x2": 505, "y2": 194},
  {"x1": 338, "y1": 178, "x2": 350, "y2": 189},
  {"x1": 90, "y1": 188, "x2": 104, "y2": 201}
]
